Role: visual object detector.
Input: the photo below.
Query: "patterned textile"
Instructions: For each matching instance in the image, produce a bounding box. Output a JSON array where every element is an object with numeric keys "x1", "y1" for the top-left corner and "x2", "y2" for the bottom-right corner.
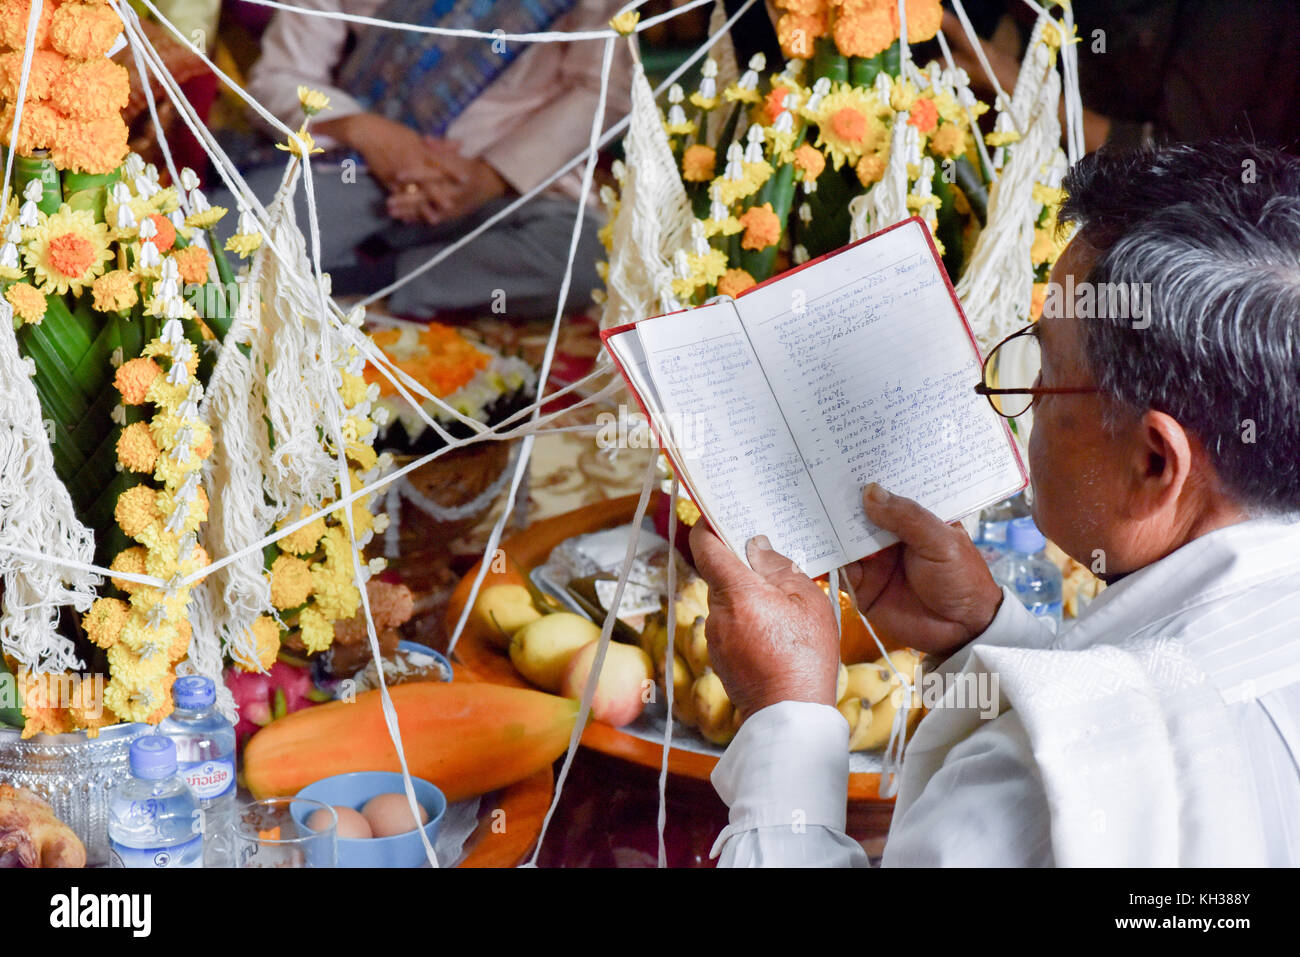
[{"x1": 337, "y1": 0, "x2": 578, "y2": 136}]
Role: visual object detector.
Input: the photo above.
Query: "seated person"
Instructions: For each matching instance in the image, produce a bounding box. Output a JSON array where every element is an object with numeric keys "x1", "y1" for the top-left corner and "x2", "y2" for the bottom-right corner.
[
  {"x1": 215, "y1": 0, "x2": 631, "y2": 320},
  {"x1": 692, "y1": 141, "x2": 1300, "y2": 866}
]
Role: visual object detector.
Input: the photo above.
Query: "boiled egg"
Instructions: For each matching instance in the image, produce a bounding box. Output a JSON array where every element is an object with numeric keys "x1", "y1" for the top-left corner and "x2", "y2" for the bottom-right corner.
[{"x1": 361, "y1": 793, "x2": 429, "y2": 838}]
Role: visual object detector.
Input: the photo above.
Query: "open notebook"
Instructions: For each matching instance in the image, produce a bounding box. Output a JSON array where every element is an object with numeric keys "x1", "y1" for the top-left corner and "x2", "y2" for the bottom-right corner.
[{"x1": 602, "y1": 217, "x2": 1027, "y2": 579}]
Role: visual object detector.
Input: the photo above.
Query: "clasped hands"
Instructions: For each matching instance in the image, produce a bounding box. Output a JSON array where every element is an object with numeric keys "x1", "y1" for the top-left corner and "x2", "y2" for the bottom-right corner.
[
  {"x1": 382, "y1": 136, "x2": 509, "y2": 226},
  {"x1": 688, "y1": 483, "x2": 1005, "y2": 724}
]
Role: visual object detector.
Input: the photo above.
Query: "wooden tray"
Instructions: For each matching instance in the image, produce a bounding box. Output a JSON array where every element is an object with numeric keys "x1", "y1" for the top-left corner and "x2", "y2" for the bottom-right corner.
[{"x1": 452, "y1": 493, "x2": 894, "y2": 805}]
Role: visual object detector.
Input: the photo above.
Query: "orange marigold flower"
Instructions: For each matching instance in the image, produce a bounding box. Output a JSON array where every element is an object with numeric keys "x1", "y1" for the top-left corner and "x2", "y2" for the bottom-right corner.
[
  {"x1": 856, "y1": 152, "x2": 887, "y2": 186},
  {"x1": 776, "y1": 12, "x2": 825, "y2": 59},
  {"x1": 792, "y1": 143, "x2": 826, "y2": 181},
  {"x1": 4, "y1": 281, "x2": 45, "y2": 324},
  {"x1": 84, "y1": 596, "x2": 130, "y2": 649},
  {"x1": 146, "y1": 213, "x2": 176, "y2": 253},
  {"x1": 904, "y1": 0, "x2": 943, "y2": 43},
  {"x1": 738, "y1": 202, "x2": 781, "y2": 251},
  {"x1": 0, "y1": 0, "x2": 54, "y2": 50},
  {"x1": 776, "y1": 0, "x2": 826, "y2": 13},
  {"x1": 114, "y1": 356, "x2": 163, "y2": 405},
  {"x1": 0, "y1": 101, "x2": 59, "y2": 153},
  {"x1": 763, "y1": 85, "x2": 791, "y2": 125},
  {"x1": 49, "y1": 2, "x2": 123, "y2": 60},
  {"x1": 47, "y1": 231, "x2": 97, "y2": 278},
  {"x1": 928, "y1": 122, "x2": 966, "y2": 158},
  {"x1": 0, "y1": 50, "x2": 66, "y2": 102},
  {"x1": 682, "y1": 144, "x2": 716, "y2": 183},
  {"x1": 109, "y1": 546, "x2": 149, "y2": 593},
  {"x1": 270, "y1": 554, "x2": 313, "y2": 610},
  {"x1": 170, "y1": 620, "x2": 191, "y2": 661},
  {"x1": 830, "y1": 106, "x2": 869, "y2": 144},
  {"x1": 49, "y1": 58, "x2": 130, "y2": 121},
  {"x1": 50, "y1": 113, "x2": 129, "y2": 175},
  {"x1": 92, "y1": 268, "x2": 138, "y2": 313},
  {"x1": 233, "y1": 615, "x2": 281, "y2": 673},
  {"x1": 170, "y1": 244, "x2": 210, "y2": 285},
  {"x1": 832, "y1": 8, "x2": 897, "y2": 58},
  {"x1": 717, "y1": 267, "x2": 757, "y2": 298},
  {"x1": 115, "y1": 484, "x2": 160, "y2": 539},
  {"x1": 116, "y1": 420, "x2": 160, "y2": 473},
  {"x1": 908, "y1": 97, "x2": 939, "y2": 133}
]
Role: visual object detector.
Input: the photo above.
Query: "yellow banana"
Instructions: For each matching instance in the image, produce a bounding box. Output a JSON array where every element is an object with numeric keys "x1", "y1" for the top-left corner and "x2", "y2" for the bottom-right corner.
[
  {"x1": 836, "y1": 662, "x2": 849, "y2": 704},
  {"x1": 692, "y1": 670, "x2": 735, "y2": 746}
]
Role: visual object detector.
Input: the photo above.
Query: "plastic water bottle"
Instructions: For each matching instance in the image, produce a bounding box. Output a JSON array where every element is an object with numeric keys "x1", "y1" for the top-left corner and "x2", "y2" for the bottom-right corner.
[
  {"x1": 158, "y1": 675, "x2": 237, "y2": 867},
  {"x1": 976, "y1": 492, "x2": 1030, "y2": 564},
  {"x1": 108, "y1": 735, "x2": 203, "y2": 868},
  {"x1": 990, "y1": 517, "x2": 1064, "y2": 634}
]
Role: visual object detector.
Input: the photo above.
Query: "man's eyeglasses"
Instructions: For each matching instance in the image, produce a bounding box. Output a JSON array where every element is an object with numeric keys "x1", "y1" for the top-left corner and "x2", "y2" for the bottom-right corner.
[{"x1": 974, "y1": 323, "x2": 1100, "y2": 419}]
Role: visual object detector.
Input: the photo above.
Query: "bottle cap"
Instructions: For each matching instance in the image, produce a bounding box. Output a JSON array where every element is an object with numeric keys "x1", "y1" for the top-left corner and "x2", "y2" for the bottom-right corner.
[
  {"x1": 173, "y1": 675, "x2": 215, "y2": 710},
  {"x1": 1006, "y1": 517, "x2": 1046, "y2": 554},
  {"x1": 129, "y1": 734, "x2": 178, "y2": 780}
]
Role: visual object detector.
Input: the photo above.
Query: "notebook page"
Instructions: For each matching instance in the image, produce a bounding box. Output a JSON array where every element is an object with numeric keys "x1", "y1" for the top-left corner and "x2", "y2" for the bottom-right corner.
[
  {"x1": 737, "y1": 219, "x2": 1025, "y2": 561},
  {"x1": 633, "y1": 302, "x2": 843, "y2": 575}
]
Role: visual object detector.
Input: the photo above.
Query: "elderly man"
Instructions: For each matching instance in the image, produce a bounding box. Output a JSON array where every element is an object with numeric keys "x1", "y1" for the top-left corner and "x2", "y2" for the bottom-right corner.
[{"x1": 690, "y1": 142, "x2": 1300, "y2": 866}]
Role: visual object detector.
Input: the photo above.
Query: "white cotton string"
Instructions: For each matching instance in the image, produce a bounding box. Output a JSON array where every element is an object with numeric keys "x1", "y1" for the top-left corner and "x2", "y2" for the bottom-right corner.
[
  {"x1": 446, "y1": 36, "x2": 617, "y2": 659},
  {"x1": 233, "y1": 0, "x2": 713, "y2": 43},
  {"x1": 933, "y1": 28, "x2": 997, "y2": 182},
  {"x1": 0, "y1": 543, "x2": 164, "y2": 589},
  {"x1": 124, "y1": 17, "x2": 185, "y2": 210},
  {"x1": 950, "y1": 0, "x2": 1016, "y2": 122},
  {"x1": 1059, "y1": 2, "x2": 1084, "y2": 163},
  {"x1": 359, "y1": 0, "x2": 760, "y2": 309},
  {"x1": 896, "y1": 0, "x2": 910, "y2": 68},
  {"x1": 527, "y1": 453, "x2": 659, "y2": 867},
  {"x1": 1, "y1": 0, "x2": 45, "y2": 205},
  {"x1": 657, "y1": 475, "x2": 680, "y2": 868}
]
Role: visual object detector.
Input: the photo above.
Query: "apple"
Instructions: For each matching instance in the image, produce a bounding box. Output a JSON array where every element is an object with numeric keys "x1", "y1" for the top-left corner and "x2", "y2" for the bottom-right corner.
[
  {"x1": 509, "y1": 613, "x2": 602, "y2": 692},
  {"x1": 474, "y1": 584, "x2": 543, "y2": 650},
  {"x1": 560, "y1": 640, "x2": 654, "y2": 728}
]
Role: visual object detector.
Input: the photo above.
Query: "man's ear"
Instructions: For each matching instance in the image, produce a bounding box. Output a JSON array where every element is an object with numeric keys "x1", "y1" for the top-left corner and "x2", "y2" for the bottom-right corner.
[{"x1": 1128, "y1": 409, "x2": 1194, "y2": 517}]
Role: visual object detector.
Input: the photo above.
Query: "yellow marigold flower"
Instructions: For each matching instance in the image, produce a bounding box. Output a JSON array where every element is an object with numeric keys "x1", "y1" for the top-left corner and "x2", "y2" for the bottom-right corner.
[
  {"x1": 170, "y1": 620, "x2": 192, "y2": 662},
  {"x1": 339, "y1": 370, "x2": 369, "y2": 408},
  {"x1": 702, "y1": 214, "x2": 742, "y2": 238},
  {"x1": 278, "y1": 505, "x2": 327, "y2": 555},
  {"x1": 106, "y1": 638, "x2": 171, "y2": 688},
  {"x1": 4, "y1": 282, "x2": 45, "y2": 324},
  {"x1": 270, "y1": 554, "x2": 313, "y2": 610},
  {"x1": 276, "y1": 124, "x2": 324, "y2": 159},
  {"x1": 144, "y1": 375, "x2": 190, "y2": 412},
  {"x1": 115, "y1": 483, "x2": 161, "y2": 539},
  {"x1": 682, "y1": 144, "x2": 716, "y2": 183},
  {"x1": 231, "y1": 615, "x2": 282, "y2": 673},
  {"x1": 792, "y1": 143, "x2": 826, "y2": 181},
  {"x1": 813, "y1": 87, "x2": 886, "y2": 170},
  {"x1": 608, "y1": 9, "x2": 639, "y2": 35},
  {"x1": 225, "y1": 231, "x2": 262, "y2": 259},
  {"x1": 832, "y1": 8, "x2": 896, "y2": 59},
  {"x1": 170, "y1": 245, "x2": 210, "y2": 286},
  {"x1": 723, "y1": 83, "x2": 761, "y2": 105},
  {"x1": 84, "y1": 597, "x2": 130, "y2": 649},
  {"x1": 985, "y1": 128, "x2": 1021, "y2": 148},
  {"x1": 153, "y1": 450, "x2": 200, "y2": 488},
  {"x1": 119, "y1": 617, "x2": 176, "y2": 660},
  {"x1": 49, "y1": 58, "x2": 129, "y2": 120},
  {"x1": 0, "y1": 0, "x2": 54, "y2": 51},
  {"x1": 777, "y1": 12, "x2": 826, "y2": 60},
  {"x1": 0, "y1": 101, "x2": 59, "y2": 153},
  {"x1": 855, "y1": 152, "x2": 887, "y2": 186},
  {"x1": 309, "y1": 564, "x2": 361, "y2": 621},
  {"x1": 110, "y1": 546, "x2": 150, "y2": 593},
  {"x1": 716, "y1": 267, "x2": 758, "y2": 299},
  {"x1": 185, "y1": 205, "x2": 226, "y2": 230},
  {"x1": 297, "y1": 605, "x2": 334, "y2": 654},
  {"x1": 114, "y1": 356, "x2": 162, "y2": 405},
  {"x1": 22, "y1": 204, "x2": 113, "y2": 295},
  {"x1": 114, "y1": 421, "x2": 158, "y2": 475},
  {"x1": 297, "y1": 85, "x2": 330, "y2": 116},
  {"x1": 675, "y1": 494, "x2": 702, "y2": 526},
  {"x1": 50, "y1": 113, "x2": 129, "y2": 175},
  {"x1": 49, "y1": 2, "x2": 123, "y2": 59},
  {"x1": 345, "y1": 440, "x2": 378, "y2": 471},
  {"x1": 179, "y1": 542, "x2": 209, "y2": 578},
  {"x1": 91, "y1": 268, "x2": 138, "y2": 313},
  {"x1": 929, "y1": 122, "x2": 967, "y2": 158},
  {"x1": 0, "y1": 49, "x2": 65, "y2": 102},
  {"x1": 103, "y1": 672, "x2": 172, "y2": 725},
  {"x1": 738, "y1": 202, "x2": 782, "y2": 251},
  {"x1": 903, "y1": 0, "x2": 943, "y2": 43},
  {"x1": 1033, "y1": 182, "x2": 1067, "y2": 209}
]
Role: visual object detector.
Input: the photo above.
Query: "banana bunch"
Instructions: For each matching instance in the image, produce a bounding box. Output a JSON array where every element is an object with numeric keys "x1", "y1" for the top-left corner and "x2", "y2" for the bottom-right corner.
[
  {"x1": 640, "y1": 576, "x2": 742, "y2": 746},
  {"x1": 836, "y1": 651, "x2": 925, "y2": 752}
]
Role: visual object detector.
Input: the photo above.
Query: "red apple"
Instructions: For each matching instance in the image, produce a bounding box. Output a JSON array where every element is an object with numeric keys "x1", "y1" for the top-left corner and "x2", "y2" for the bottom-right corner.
[{"x1": 560, "y1": 640, "x2": 654, "y2": 728}]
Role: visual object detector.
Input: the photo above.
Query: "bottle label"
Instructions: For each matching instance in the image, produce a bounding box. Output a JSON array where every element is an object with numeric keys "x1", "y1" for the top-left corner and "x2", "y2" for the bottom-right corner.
[
  {"x1": 109, "y1": 835, "x2": 202, "y2": 868},
  {"x1": 180, "y1": 757, "x2": 235, "y2": 801}
]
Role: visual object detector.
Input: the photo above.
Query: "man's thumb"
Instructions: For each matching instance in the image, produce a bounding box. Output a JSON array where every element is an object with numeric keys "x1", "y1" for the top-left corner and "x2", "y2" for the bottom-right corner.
[
  {"x1": 862, "y1": 483, "x2": 950, "y2": 552},
  {"x1": 744, "y1": 534, "x2": 804, "y2": 582}
]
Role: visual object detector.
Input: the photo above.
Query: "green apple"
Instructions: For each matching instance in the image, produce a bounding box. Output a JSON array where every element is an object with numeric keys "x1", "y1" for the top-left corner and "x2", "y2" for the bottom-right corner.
[
  {"x1": 475, "y1": 584, "x2": 544, "y2": 650},
  {"x1": 509, "y1": 613, "x2": 601, "y2": 692}
]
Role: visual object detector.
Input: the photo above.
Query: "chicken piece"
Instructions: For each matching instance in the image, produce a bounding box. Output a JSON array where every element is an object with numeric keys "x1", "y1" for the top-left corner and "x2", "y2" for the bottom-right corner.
[{"x1": 0, "y1": 785, "x2": 85, "y2": 868}]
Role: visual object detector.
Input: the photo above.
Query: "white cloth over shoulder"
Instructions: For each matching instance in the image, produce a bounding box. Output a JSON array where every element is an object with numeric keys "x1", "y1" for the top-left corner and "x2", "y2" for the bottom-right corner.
[{"x1": 710, "y1": 516, "x2": 1300, "y2": 866}]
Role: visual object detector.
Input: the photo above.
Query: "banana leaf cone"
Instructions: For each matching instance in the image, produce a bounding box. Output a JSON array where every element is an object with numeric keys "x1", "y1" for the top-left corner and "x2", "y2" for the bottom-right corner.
[{"x1": 12, "y1": 151, "x2": 61, "y2": 214}]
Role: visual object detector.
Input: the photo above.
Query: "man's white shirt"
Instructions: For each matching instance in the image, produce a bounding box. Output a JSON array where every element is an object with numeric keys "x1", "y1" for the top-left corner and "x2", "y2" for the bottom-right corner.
[{"x1": 711, "y1": 516, "x2": 1300, "y2": 866}]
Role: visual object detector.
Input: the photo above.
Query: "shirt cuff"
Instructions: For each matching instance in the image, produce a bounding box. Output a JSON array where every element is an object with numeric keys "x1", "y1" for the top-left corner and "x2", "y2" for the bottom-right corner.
[
  {"x1": 710, "y1": 700, "x2": 849, "y2": 847},
  {"x1": 935, "y1": 586, "x2": 1055, "y2": 677}
]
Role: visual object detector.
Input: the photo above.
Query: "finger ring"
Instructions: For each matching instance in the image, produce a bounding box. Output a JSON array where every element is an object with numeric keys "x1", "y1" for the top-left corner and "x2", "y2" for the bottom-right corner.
[{"x1": 404, "y1": 183, "x2": 419, "y2": 194}]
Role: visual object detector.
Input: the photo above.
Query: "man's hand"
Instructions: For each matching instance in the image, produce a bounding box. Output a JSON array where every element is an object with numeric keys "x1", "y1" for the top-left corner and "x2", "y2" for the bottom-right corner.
[
  {"x1": 313, "y1": 113, "x2": 448, "y2": 193},
  {"x1": 687, "y1": 526, "x2": 841, "y2": 723},
  {"x1": 843, "y1": 483, "x2": 1003, "y2": 659},
  {"x1": 389, "y1": 138, "x2": 510, "y2": 225}
]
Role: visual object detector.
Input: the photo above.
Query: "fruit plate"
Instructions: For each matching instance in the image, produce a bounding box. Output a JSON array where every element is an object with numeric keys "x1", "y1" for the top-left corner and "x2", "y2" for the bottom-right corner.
[{"x1": 450, "y1": 493, "x2": 895, "y2": 804}]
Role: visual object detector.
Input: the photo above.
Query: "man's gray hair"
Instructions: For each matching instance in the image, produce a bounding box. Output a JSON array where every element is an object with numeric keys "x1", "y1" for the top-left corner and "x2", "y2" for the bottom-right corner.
[{"x1": 1060, "y1": 142, "x2": 1300, "y2": 514}]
